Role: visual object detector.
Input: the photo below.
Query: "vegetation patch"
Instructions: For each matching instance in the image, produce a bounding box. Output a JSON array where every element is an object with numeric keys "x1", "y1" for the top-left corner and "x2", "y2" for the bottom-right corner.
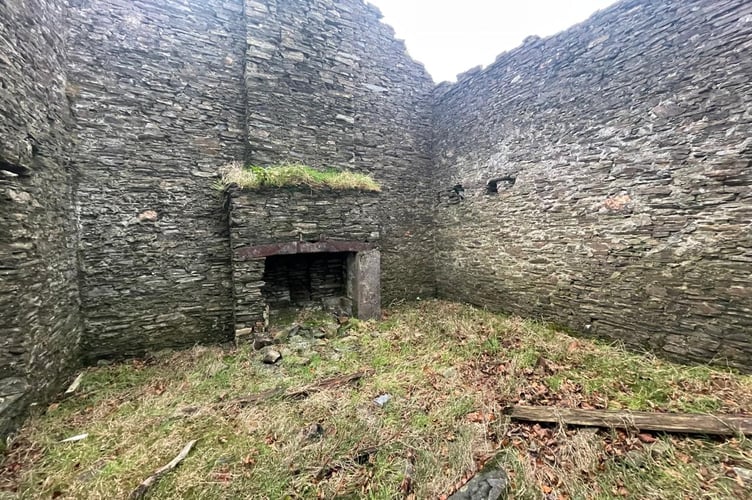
[
  {"x1": 217, "y1": 162, "x2": 381, "y2": 192},
  {"x1": 2, "y1": 301, "x2": 751, "y2": 499}
]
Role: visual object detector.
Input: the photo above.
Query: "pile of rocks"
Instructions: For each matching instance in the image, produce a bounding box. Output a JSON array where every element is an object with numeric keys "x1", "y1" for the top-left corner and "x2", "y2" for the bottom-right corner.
[{"x1": 250, "y1": 319, "x2": 356, "y2": 367}]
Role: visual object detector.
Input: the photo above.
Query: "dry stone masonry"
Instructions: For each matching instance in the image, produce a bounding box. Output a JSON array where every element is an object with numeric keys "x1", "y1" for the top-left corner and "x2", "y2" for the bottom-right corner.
[
  {"x1": 243, "y1": 0, "x2": 436, "y2": 302},
  {"x1": 227, "y1": 186, "x2": 381, "y2": 338},
  {"x1": 66, "y1": 0, "x2": 248, "y2": 361},
  {"x1": 1, "y1": 0, "x2": 83, "y2": 440},
  {"x1": 433, "y1": 0, "x2": 752, "y2": 369},
  {"x1": 1, "y1": 0, "x2": 751, "y2": 439}
]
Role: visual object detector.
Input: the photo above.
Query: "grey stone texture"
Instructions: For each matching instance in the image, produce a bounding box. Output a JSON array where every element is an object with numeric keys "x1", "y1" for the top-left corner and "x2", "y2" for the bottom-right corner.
[
  {"x1": 66, "y1": 0, "x2": 248, "y2": 360},
  {"x1": 348, "y1": 249, "x2": 381, "y2": 321},
  {"x1": 432, "y1": 0, "x2": 752, "y2": 369},
  {"x1": 227, "y1": 187, "x2": 380, "y2": 331},
  {"x1": 262, "y1": 253, "x2": 349, "y2": 308},
  {"x1": 0, "y1": 0, "x2": 83, "y2": 437},
  {"x1": 243, "y1": 0, "x2": 436, "y2": 302},
  {"x1": 2, "y1": 0, "x2": 752, "y2": 442},
  {"x1": 448, "y1": 465, "x2": 508, "y2": 500}
]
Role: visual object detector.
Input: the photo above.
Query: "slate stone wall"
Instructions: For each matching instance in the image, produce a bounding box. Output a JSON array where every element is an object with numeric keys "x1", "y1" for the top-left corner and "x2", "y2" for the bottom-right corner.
[
  {"x1": 64, "y1": 0, "x2": 435, "y2": 360},
  {"x1": 0, "y1": 0, "x2": 83, "y2": 436},
  {"x1": 227, "y1": 187, "x2": 380, "y2": 332},
  {"x1": 243, "y1": 0, "x2": 436, "y2": 302},
  {"x1": 66, "y1": 0, "x2": 248, "y2": 360},
  {"x1": 4, "y1": 0, "x2": 752, "y2": 441},
  {"x1": 433, "y1": 0, "x2": 752, "y2": 369}
]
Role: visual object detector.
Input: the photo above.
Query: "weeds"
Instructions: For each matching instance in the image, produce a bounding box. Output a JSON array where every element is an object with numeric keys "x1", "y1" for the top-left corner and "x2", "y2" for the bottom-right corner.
[
  {"x1": 216, "y1": 162, "x2": 381, "y2": 192},
  {"x1": 1, "y1": 300, "x2": 751, "y2": 499}
]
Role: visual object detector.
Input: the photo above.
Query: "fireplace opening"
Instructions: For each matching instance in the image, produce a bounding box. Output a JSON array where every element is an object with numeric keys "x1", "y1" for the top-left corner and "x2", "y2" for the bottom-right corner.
[{"x1": 262, "y1": 252, "x2": 352, "y2": 317}]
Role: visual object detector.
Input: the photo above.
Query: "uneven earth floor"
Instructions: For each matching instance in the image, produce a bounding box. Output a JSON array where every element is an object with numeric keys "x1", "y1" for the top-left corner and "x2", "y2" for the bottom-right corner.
[{"x1": 1, "y1": 300, "x2": 752, "y2": 499}]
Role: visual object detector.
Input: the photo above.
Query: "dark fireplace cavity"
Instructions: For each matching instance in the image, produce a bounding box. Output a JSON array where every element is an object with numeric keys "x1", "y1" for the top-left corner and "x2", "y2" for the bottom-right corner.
[{"x1": 261, "y1": 252, "x2": 350, "y2": 312}]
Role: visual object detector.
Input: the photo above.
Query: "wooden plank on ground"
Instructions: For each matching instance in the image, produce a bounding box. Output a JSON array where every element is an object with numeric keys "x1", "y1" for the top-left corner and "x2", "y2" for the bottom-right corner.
[{"x1": 507, "y1": 406, "x2": 752, "y2": 436}]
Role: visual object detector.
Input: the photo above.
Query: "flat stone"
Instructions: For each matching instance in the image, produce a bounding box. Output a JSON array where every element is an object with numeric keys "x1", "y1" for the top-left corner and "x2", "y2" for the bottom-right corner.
[
  {"x1": 261, "y1": 347, "x2": 282, "y2": 364},
  {"x1": 273, "y1": 324, "x2": 300, "y2": 344},
  {"x1": 253, "y1": 335, "x2": 275, "y2": 350},
  {"x1": 448, "y1": 467, "x2": 508, "y2": 500},
  {"x1": 373, "y1": 394, "x2": 391, "y2": 407}
]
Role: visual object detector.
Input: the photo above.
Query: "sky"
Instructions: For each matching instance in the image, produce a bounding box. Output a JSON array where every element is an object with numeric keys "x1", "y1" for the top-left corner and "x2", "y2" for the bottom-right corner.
[{"x1": 367, "y1": 0, "x2": 620, "y2": 82}]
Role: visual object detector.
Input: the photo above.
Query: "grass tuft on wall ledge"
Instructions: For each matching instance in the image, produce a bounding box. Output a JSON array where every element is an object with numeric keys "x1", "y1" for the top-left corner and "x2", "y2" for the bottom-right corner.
[{"x1": 216, "y1": 162, "x2": 381, "y2": 192}]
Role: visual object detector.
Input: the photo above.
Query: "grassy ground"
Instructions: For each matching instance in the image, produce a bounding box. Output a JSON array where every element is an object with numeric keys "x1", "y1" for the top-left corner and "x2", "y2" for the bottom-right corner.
[
  {"x1": 217, "y1": 163, "x2": 381, "y2": 192},
  {"x1": 2, "y1": 300, "x2": 751, "y2": 499}
]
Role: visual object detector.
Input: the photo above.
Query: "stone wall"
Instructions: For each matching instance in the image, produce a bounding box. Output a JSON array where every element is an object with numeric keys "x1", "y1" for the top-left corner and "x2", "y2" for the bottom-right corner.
[
  {"x1": 227, "y1": 187, "x2": 380, "y2": 332},
  {"x1": 63, "y1": 0, "x2": 436, "y2": 361},
  {"x1": 4, "y1": 0, "x2": 752, "y2": 441},
  {"x1": 433, "y1": 0, "x2": 752, "y2": 369},
  {"x1": 0, "y1": 0, "x2": 83, "y2": 436},
  {"x1": 66, "y1": 0, "x2": 248, "y2": 360},
  {"x1": 243, "y1": 0, "x2": 436, "y2": 302}
]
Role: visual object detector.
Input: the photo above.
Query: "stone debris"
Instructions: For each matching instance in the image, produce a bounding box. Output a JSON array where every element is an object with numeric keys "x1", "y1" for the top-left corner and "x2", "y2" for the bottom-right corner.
[
  {"x1": 734, "y1": 467, "x2": 752, "y2": 485},
  {"x1": 298, "y1": 422, "x2": 324, "y2": 442},
  {"x1": 252, "y1": 335, "x2": 275, "y2": 351},
  {"x1": 448, "y1": 467, "x2": 508, "y2": 500},
  {"x1": 261, "y1": 348, "x2": 282, "y2": 365},
  {"x1": 273, "y1": 324, "x2": 300, "y2": 344},
  {"x1": 373, "y1": 394, "x2": 392, "y2": 407}
]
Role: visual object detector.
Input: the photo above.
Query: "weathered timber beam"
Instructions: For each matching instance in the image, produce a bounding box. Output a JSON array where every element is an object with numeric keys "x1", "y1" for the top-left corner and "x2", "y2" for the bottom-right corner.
[{"x1": 507, "y1": 406, "x2": 752, "y2": 436}]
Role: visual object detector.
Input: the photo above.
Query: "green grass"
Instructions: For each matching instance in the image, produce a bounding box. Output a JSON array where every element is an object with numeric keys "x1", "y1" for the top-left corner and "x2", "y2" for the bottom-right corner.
[
  {"x1": 216, "y1": 162, "x2": 381, "y2": 192},
  {"x1": 2, "y1": 300, "x2": 751, "y2": 499}
]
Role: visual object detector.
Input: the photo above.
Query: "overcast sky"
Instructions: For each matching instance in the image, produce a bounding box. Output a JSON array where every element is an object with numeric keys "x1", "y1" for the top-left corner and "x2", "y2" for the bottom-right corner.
[{"x1": 367, "y1": 0, "x2": 619, "y2": 82}]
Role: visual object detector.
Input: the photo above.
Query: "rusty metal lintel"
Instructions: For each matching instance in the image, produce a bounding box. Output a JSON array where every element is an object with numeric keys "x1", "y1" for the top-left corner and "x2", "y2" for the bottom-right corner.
[{"x1": 236, "y1": 240, "x2": 376, "y2": 260}]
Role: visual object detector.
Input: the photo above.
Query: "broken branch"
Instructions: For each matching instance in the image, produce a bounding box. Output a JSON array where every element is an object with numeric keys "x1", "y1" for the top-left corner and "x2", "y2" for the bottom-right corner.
[
  {"x1": 507, "y1": 406, "x2": 752, "y2": 436},
  {"x1": 128, "y1": 440, "x2": 197, "y2": 500},
  {"x1": 285, "y1": 370, "x2": 371, "y2": 400},
  {"x1": 233, "y1": 370, "x2": 371, "y2": 407}
]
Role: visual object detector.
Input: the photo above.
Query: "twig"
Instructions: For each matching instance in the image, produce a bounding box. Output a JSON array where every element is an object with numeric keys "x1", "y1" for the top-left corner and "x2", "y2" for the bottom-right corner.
[
  {"x1": 400, "y1": 451, "x2": 416, "y2": 497},
  {"x1": 233, "y1": 387, "x2": 284, "y2": 406},
  {"x1": 233, "y1": 370, "x2": 371, "y2": 407},
  {"x1": 284, "y1": 370, "x2": 371, "y2": 400},
  {"x1": 60, "y1": 433, "x2": 88, "y2": 443},
  {"x1": 128, "y1": 440, "x2": 197, "y2": 499}
]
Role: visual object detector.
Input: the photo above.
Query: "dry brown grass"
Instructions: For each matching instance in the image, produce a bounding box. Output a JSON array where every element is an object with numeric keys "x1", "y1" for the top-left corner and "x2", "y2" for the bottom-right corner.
[{"x1": 2, "y1": 300, "x2": 751, "y2": 499}]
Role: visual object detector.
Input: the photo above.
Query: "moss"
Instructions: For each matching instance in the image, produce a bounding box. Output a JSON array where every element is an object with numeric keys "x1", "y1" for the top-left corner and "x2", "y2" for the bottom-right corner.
[{"x1": 216, "y1": 162, "x2": 381, "y2": 192}]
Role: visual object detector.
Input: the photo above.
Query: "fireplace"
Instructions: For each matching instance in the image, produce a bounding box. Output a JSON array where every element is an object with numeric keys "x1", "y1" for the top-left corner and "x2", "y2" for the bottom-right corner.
[
  {"x1": 262, "y1": 252, "x2": 350, "y2": 313},
  {"x1": 226, "y1": 186, "x2": 381, "y2": 341}
]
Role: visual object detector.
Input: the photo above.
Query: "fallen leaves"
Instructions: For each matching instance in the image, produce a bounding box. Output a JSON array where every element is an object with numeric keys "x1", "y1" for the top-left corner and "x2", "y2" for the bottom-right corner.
[
  {"x1": 466, "y1": 411, "x2": 496, "y2": 424},
  {"x1": 637, "y1": 433, "x2": 657, "y2": 444},
  {"x1": 242, "y1": 454, "x2": 256, "y2": 468}
]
